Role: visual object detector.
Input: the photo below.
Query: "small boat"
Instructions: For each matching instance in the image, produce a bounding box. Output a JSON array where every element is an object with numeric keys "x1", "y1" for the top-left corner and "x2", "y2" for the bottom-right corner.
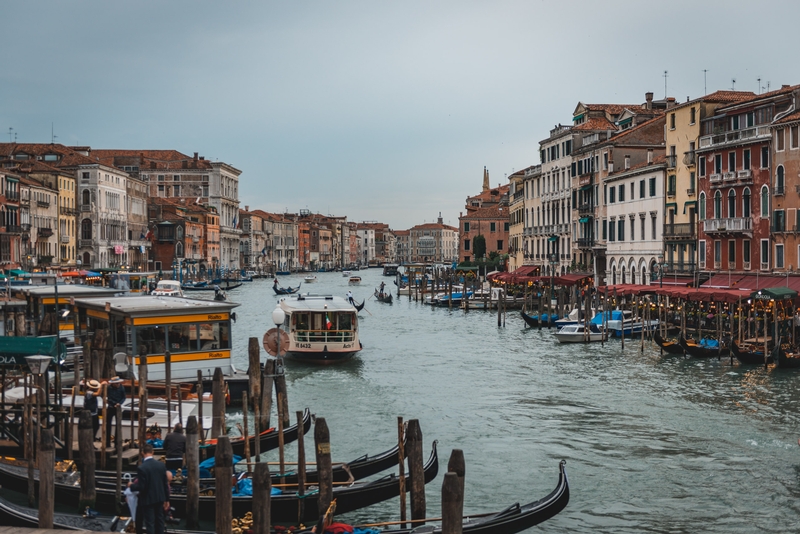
[
  {"x1": 553, "y1": 323, "x2": 605, "y2": 343},
  {"x1": 773, "y1": 340, "x2": 800, "y2": 368},
  {"x1": 273, "y1": 280, "x2": 301, "y2": 295},
  {"x1": 342, "y1": 270, "x2": 352, "y2": 277},
  {"x1": 374, "y1": 290, "x2": 393, "y2": 304},
  {"x1": 304, "y1": 275, "x2": 318, "y2": 283},
  {"x1": 354, "y1": 299, "x2": 365, "y2": 312},
  {"x1": 278, "y1": 293, "x2": 362, "y2": 363},
  {"x1": 0, "y1": 488, "x2": 127, "y2": 532},
  {"x1": 276, "y1": 270, "x2": 291, "y2": 276},
  {"x1": 382, "y1": 263, "x2": 400, "y2": 276},
  {"x1": 520, "y1": 310, "x2": 558, "y2": 327},
  {"x1": 435, "y1": 290, "x2": 472, "y2": 307},
  {"x1": 591, "y1": 310, "x2": 659, "y2": 337},
  {"x1": 349, "y1": 276, "x2": 362, "y2": 284},
  {"x1": 731, "y1": 340, "x2": 773, "y2": 365},
  {"x1": 679, "y1": 335, "x2": 729, "y2": 358},
  {"x1": 554, "y1": 308, "x2": 596, "y2": 329},
  {"x1": 653, "y1": 331, "x2": 684, "y2": 354},
  {"x1": 151, "y1": 279, "x2": 183, "y2": 297}
]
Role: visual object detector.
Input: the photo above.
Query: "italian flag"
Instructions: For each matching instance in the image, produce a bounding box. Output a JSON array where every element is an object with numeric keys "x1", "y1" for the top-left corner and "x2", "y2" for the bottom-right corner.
[{"x1": 325, "y1": 314, "x2": 333, "y2": 330}]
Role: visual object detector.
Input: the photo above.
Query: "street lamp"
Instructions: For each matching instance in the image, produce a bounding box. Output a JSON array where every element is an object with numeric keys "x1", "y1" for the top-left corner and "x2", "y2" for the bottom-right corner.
[
  {"x1": 658, "y1": 253, "x2": 667, "y2": 289},
  {"x1": 272, "y1": 305, "x2": 286, "y2": 376},
  {"x1": 549, "y1": 253, "x2": 559, "y2": 325}
]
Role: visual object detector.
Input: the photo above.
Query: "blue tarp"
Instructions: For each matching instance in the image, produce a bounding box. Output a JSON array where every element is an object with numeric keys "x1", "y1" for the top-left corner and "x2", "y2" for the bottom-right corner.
[
  {"x1": 700, "y1": 338, "x2": 719, "y2": 348},
  {"x1": 199, "y1": 454, "x2": 243, "y2": 470},
  {"x1": 231, "y1": 478, "x2": 282, "y2": 496},
  {"x1": 147, "y1": 439, "x2": 163, "y2": 448},
  {"x1": 591, "y1": 310, "x2": 624, "y2": 325}
]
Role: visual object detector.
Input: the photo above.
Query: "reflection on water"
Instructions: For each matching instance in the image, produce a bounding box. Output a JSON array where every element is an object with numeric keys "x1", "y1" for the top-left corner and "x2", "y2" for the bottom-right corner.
[{"x1": 222, "y1": 271, "x2": 800, "y2": 533}]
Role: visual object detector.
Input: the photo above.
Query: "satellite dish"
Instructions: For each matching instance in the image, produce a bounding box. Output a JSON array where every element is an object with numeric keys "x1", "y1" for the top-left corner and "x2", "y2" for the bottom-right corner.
[{"x1": 262, "y1": 328, "x2": 290, "y2": 356}]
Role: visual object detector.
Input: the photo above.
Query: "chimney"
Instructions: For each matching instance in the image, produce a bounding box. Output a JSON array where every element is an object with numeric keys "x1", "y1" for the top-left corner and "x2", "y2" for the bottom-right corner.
[
  {"x1": 645, "y1": 92, "x2": 653, "y2": 110},
  {"x1": 438, "y1": 212, "x2": 443, "y2": 224},
  {"x1": 608, "y1": 161, "x2": 614, "y2": 173},
  {"x1": 647, "y1": 149, "x2": 653, "y2": 164},
  {"x1": 245, "y1": 205, "x2": 249, "y2": 211},
  {"x1": 181, "y1": 160, "x2": 188, "y2": 169},
  {"x1": 193, "y1": 152, "x2": 198, "y2": 160},
  {"x1": 666, "y1": 97, "x2": 677, "y2": 109},
  {"x1": 624, "y1": 155, "x2": 631, "y2": 169},
  {"x1": 482, "y1": 166, "x2": 489, "y2": 192}
]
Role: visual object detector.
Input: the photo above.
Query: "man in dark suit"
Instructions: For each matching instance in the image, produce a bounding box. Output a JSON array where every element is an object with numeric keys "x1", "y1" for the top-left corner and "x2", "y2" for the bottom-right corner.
[{"x1": 129, "y1": 443, "x2": 170, "y2": 534}]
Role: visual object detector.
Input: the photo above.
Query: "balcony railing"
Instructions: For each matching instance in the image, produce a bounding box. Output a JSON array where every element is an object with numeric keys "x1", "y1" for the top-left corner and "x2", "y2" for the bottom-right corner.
[
  {"x1": 578, "y1": 203, "x2": 594, "y2": 215},
  {"x1": 60, "y1": 235, "x2": 70, "y2": 243},
  {"x1": 37, "y1": 200, "x2": 50, "y2": 208},
  {"x1": 698, "y1": 125, "x2": 771, "y2": 149},
  {"x1": 686, "y1": 188, "x2": 696, "y2": 196},
  {"x1": 5, "y1": 192, "x2": 19, "y2": 201},
  {"x1": 723, "y1": 172, "x2": 736, "y2": 182},
  {"x1": 577, "y1": 238, "x2": 595, "y2": 249},
  {"x1": 37, "y1": 228, "x2": 53, "y2": 238},
  {"x1": 775, "y1": 185, "x2": 785, "y2": 196},
  {"x1": 78, "y1": 239, "x2": 93, "y2": 247},
  {"x1": 663, "y1": 223, "x2": 695, "y2": 238},
  {"x1": 737, "y1": 169, "x2": 752, "y2": 180},
  {"x1": 683, "y1": 151, "x2": 696, "y2": 166},
  {"x1": 59, "y1": 206, "x2": 78, "y2": 216},
  {"x1": 4, "y1": 225, "x2": 21, "y2": 234},
  {"x1": 666, "y1": 189, "x2": 676, "y2": 197},
  {"x1": 703, "y1": 217, "x2": 753, "y2": 233},
  {"x1": 761, "y1": 262, "x2": 769, "y2": 271},
  {"x1": 709, "y1": 173, "x2": 722, "y2": 183},
  {"x1": 666, "y1": 155, "x2": 677, "y2": 168},
  {"x1": 81, "y1": 204, "x2": 92, "y2": 212}
]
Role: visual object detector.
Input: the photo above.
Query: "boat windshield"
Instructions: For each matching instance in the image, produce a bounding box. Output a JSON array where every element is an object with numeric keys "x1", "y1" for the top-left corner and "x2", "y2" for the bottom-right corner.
[{"x1": 291, "y1": 311, "x2": 357, "y2": 343}]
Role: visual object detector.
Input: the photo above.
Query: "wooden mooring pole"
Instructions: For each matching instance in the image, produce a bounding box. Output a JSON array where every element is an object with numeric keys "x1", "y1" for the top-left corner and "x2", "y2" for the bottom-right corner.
[
  {"x1": 397, "y1": 416, "x2": 407, "y2": 527},
  {"x1": 185, "y1": 415, "x2": 200, "y2": 530},
  {"x1": 38, "y1": 427, "x2": 55, "y2": 529},
  {"x1": 212, "y1": 367, "x2": 225, "y2": 438},
  {"x1": 252, "y1": 461, "x2": 271, "y2": 534},
  {"x1": 296, "y1": 410, "x2": 306, "y2": 523},
  {"x1": 214, "y1": 436, "x2": 233, "y2": 534},
  {"x1": 407, "y1": 419, "x2": 426, "y2": 522},
  {"x1": 441, "y1": 471, "x2": 463, "y2": 534},
  {"x1": 78, "y1": 410, "x2": 96, "y2": 511},
  {"x1": 314, "y1": 416, "x2": 333, "y2": 517}
]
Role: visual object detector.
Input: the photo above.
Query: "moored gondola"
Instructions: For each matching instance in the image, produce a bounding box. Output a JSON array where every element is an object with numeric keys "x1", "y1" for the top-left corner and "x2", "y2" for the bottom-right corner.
[
  {"x1": 0, "y1": 440, "x2": 439, "y2": 523},
  {"x1": 354, "y1": 299, "x2": 365, "y2": 311},
  {"x1": 653, "y1": 331, "x2": 684, "y2": 354},
  {"x1": 0, "y1": 488, "x2": 126, "y2": 532},
  {"x1": 731, "y1": 340, "x2": 773, "y2": 365},
  {"x1": 773, "y1": 341, "x2": 800, "y2": 368},
  {"x1": 520, "y1": 310, "x2": 557, "y2": 328},
  {"x1": 679, "y1": 335, "x2": 730, "y2": 358}
]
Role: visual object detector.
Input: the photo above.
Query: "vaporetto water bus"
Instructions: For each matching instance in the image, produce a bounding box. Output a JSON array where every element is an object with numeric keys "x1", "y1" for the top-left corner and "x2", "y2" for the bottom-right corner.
[{"x1": 277, "y1": 293, "x2": 362, "y2": 364}]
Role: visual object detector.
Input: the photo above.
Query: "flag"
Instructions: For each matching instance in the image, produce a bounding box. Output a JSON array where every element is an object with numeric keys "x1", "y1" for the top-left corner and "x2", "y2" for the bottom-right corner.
[
  {"x1": 261, "y1": 248, "x2": 267, "y2": 256},
  {"x1": 144, "y1": 227, "x2": 153, "y2": 240},
  {"x1": 140, "y1": 230, "x2": 146, "y2": 240},
  {"x1": 325, "y1": 314, "x2": 332, "y2": 330},
  {"x1": 232, "y1": 214, "x2": 238, "y2": 228},
  {"x1": 195, "y1": 197, "x2": 201, "y2": 204}
]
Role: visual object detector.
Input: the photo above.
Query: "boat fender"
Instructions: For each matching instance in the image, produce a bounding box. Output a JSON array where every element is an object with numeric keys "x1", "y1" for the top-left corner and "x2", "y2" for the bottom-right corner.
[{"x1": 225, "y1": 385, "x2": 231, "y2": 406}]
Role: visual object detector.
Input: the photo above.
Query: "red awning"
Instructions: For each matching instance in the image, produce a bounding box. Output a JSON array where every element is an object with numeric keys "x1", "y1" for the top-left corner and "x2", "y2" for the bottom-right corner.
[
  {"x1": 734, "y1": 275, "x2": 790, "y2": 291},
  {"x1": 512, "y1": 265, "x2": 540, "y2": 277},
  {"x1": 701, "y1": 273, "x2": 748, "y2": 288},
  {"x1": 553, "y1": 274, "x2": 592, "y2": 287}
]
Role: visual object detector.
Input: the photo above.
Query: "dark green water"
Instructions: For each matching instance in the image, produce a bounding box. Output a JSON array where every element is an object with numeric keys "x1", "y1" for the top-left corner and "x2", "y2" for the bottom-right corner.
[{"x1": 227, "y1": 269, "x2": 800, "y2": 533}]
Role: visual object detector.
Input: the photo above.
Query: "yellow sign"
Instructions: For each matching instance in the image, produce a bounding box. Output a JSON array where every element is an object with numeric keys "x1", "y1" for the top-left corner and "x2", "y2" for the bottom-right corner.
[
  {"x1": 42, "y1": 298, "x2": 70, "y2": 305},
  {"x1": 132, "y1": 313, "x2": 230, "y2": 326},
  {"x1": 317, "y1": 443, "x2": 331, "y2": 455},
  {"x1": 86, "y1": 309, "x2": 110, "y2": 320},
  {"x1": 133, "y1": 350, "x2": 230, "y2": 365}
]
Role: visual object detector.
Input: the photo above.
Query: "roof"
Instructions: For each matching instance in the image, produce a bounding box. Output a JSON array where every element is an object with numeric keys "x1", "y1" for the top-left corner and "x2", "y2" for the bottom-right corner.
[
  {"x1": 572, "y1": 117, "x2": 616, "y2": 131},
  {"x1": 715, "y1": 84, "x2": 800, "y2": 114},
  {"x1": 411, "y1": 222, "x2": 457, "y2": 231},
  {"x1": 279, "y1": 294, "x2": 355, "y2": 312},
  {"x1": 19, "y1": 285, "x2": 121, "y2": 299},
  {"x1": 0, "y1": 336, "x2": 65, "y2": 367},
  {"x1": 669, "y1": 91, "x2": 757, "y2": 112},
  {"x1": 460, "y1": 205, "x2": 507, "y2": 220},
  {"x1": 774, "y1": 110, "x2": 800, "y2": 125},
  {"x1": 74, "y1": 295, "x2": 239, "y2": 317}
]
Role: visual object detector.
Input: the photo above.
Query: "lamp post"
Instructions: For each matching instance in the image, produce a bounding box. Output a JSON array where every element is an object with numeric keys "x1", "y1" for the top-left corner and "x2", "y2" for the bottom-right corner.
[
  {"x1": 271, "y1": 306, "x2": 286, "y2": 377},
  {"x1": 549, "y1": 253, "x2": 558, "y2": 324},
  {"x1": 25, "y1": 354, "x2": 52, "y2": 424},
  {"x1": 658, "y1": 253, "x2": 666, "y2": 289}
]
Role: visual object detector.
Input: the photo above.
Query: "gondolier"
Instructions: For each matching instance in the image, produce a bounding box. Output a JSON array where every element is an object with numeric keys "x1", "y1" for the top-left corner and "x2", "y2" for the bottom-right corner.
[{"x1": 347, "y1": 290, "x2": 354, "y2": 305}]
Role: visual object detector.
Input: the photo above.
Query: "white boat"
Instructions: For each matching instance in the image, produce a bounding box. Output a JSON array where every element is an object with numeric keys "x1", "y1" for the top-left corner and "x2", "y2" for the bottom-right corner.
[
  {"x1": 554, "y1": 323, "x2": 606, "y2": 343},
  {"x1": 151, "y1": 280, "x2": 183, "y2": 297},
  {"x1": 304, "y1": 275, "x2": 318, "y2": 283},
  {"x1": 591, "y1": 310, "x2": 659, "y2": 337},
  {"x1": 554, "y1": 308, "x2": 596, "y2": 330},
  {"x1": 278, "y1": 293, "x2": 362, "y2": 363},
  {"x1": 342, "y1": 270, "x2": 352, "y2": 277},
  {"x1": 349, "y1": 276, "x2": 361, "y2": 284}
]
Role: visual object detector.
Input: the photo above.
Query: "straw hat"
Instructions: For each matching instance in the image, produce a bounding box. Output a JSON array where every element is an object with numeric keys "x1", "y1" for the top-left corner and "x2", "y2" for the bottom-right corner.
[
  {"x1": 109, "y1": 376, "x2": 124, "y2": 385},
  {"x1": 87, "y1": 379, "x2": 101, "y2": 392}
]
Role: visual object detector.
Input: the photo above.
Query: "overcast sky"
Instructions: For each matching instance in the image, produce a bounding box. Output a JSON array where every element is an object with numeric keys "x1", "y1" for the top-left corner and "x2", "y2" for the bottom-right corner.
[{"x1": 4, "y1": 1, "x2": 800, "y2": 229}]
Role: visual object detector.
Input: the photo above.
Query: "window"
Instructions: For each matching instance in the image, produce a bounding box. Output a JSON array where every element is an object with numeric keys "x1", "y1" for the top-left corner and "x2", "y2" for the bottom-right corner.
[
  {"x1": 649, "y1": 177, "x2": 656, "y2": 197},
  {"x1": 729, "y1": 240, "x2": 736, "y2": 266},
  {"x1": 761, "y1": 146, "x2": 769, "y2": 168},
  {"x1": 732, "y1": 115, "x2": 740, "y2": 130},
  {"x1": 158, "y1": 175, "x2": 165, "y2": 182},
  {"x1": 617, "y1": 220, "x2": 624, "y2": 241},
  {"x1": 743, "y1": 149, "x2": 751, "y2": 170},
  {"x1": 490, "y1": 222, "x2": 496, "y2": 232},
  {"x1": 464, "y1": 239, "x2": 470, "y2": 250},
  {"x1": 618, "y1": 184, "x2": 625, "y2": 202},
  {"x1": 609, "y1": 220, "x2": 615, "y2": 241},
  {"x1": 774, "y1": 210, "x2": 785, "y2": 232},
  {"x1": 728, "y1": 189, "x2": 736, "y2": 218},
  {"x1": 670, "y1": 113, "x2": 676, "y2": 129},
  {"x1": 777, "y1": 128, "x2": 785, "y2": 151},
  {"x1": 714, "y1": 191, "x2": 722, "y2": 219},
  {"x1": 464, "y1": 222, "x2": 470, "y2": 232},
  {"x1": 699, "y1": 240, "x2": 706, "y2": 268},
  {"x1": 728, "y1": 152, "x2": 736, "y2": 172},
  {"x1": 698, "y1": 156, "x2": 706, "y2": 176},
  {"x1": 747, "y1": 112, "x2": 754, "y2": 127},
  {"x1": 743, "y1": 240, "x2": 751, "y2": 267},
  {"x1": 609, "y1": 187, "x2": 615, "y2": 203},
  {"x1": 602, "y1": 219, "x2": 607, "y2": 240},
  {"x1": 690, "y1": 107, "x2": 696, "y2": 124},
  {"x1": 761, "y1": 239, "x2": 769, "y2": 269},
  {"x1": 82, "y1": 190, "x2": 90, "y2": 205},
  {"x1": 81, "y1": 219, "x2": 92, "y2": 240},
  {"x1": 504, "y1": 222, "x2": 509, "y2": 231},
  {"x1": 639, "y1": 180, "x2": 645, "y2": 199},
  {"x1": 743, "y1": 188, "x2": 751, "y2": 217},
  {"x1": 792, "y1": 125, "x2": 799, "y2": 149},
  {"x1": 651, "y1": 215, "x2": 657, "y2": 240},
  {"x1": 761, "y1": 186, "x2": 770, "y2": 217},
  {"x1": 776, "y1": 165, "x2": 785, "y2": 194},
  {"x1": 715, "y1": 154, "x2": 722, "y2": 174},
  {"x1": 173, "y1": 184, "x2": 180, "y2": 196},
  {"x1": 667, "y1": 175, "x2": 676, "y2": 196},
  {"x1": 714, "y1": 240, "x2": 721, "y2": 265},
  {"x1": 630, "y1": 182, "x2": 635, "y2": 199},
  {"x1": 81, "y1": 172, "x2": 90, "y2": 181},
  {"x1": 497, "y1": 240, "x2": 503, "y2": 250},
  {"x1": 173, "y1": 175, "x2": 180, "y2": 181},
  {"x1": 689, "y1": 172, "x2": 696, "y2": 193}
]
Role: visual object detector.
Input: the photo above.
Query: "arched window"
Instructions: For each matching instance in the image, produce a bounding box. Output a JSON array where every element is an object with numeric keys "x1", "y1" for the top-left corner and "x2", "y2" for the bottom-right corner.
[
  {"x1": 761, "y1": 185, "x2": 770, "y2": 217},
  {"x1": 176, "y1": 226, "x2": 184, "y2": 240},
  {"x1": 699, "y1": 192, "x2": 706, "y2": 221},
  {"x1": 777, "y1": 165, "x2": 785, "y2": 194},
  {"x1": 176, "y1": 241, "x2": 184, "y2": 258},
  {"x1": 621, "y1": 265, "x2": 626, "y2": 285},
  {"x1": 728, "y1": 189, "x2": 736, "y2": 218},
  {"x1": 82, "y1": 190, "x2": 90, "y2": 206},
  {"x1": 81, "y1": 219, "x2": 92, "y2": 240},
  {"x1": 743, "y1": 188, "x2": 751, "y2": 217},
  {"x1": 714, "y1": 190, "x2": 722, "y2": 219}
]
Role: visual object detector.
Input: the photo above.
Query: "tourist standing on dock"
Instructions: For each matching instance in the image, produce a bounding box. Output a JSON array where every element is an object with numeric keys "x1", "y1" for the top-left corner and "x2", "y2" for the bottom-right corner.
[
  {"x1": 83, "y1": 379, "x2": 101, "y2": 438},
  {"x1": 162, "y1": 423, "x2": 186, "y2": 471},
  {"x1": 129, "y1": 443, "x2": 170, "y2": 534},
  {"x1": 105, "y1": 376, "x2": 126, "y2": 444}
]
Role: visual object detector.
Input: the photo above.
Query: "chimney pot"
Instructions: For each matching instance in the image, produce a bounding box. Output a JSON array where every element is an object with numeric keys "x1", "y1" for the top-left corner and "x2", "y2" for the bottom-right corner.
[
  {"x1": 194, "y1": 152, "x2": 198, "y2": 160},
  {"x1": 245, "y1": 205, "x2": 249, "y2": 211},
  {"x1": 624, "y1": 155, "x2": 631, "y2": 170},
  {"x1": 645, "y1": 92, "x2": 654, "y2": 110}
]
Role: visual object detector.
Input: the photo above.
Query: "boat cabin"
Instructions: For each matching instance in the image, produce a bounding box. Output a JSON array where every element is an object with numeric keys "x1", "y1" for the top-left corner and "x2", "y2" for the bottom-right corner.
[
  {"x1": 71, "y1": 295, "x2": 239, "y2": 381},
  {"x1": 382, "y1": 264, "x2": 399, "y2": 276},
  {"x1": 278, "y1": 294, "x2": 361, "y2": 363},
  {"x1": 107, "y1": 272, "x2": 158, "y2": 292}
]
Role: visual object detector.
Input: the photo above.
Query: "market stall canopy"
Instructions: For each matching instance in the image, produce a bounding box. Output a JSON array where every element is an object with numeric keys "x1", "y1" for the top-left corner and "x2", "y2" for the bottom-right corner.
[
  {"x1": 751, "y1": 287, "x2": 798, "y2": 301},
  {"x1": 553, "y1": 274, "x2": 592, "y2": 287},
  {"x1": 6, "y1": 269, "x2": 30, "y2": 278},
  {"x1": 0, "y1": 336, "x2": 65, "y2": 367}
]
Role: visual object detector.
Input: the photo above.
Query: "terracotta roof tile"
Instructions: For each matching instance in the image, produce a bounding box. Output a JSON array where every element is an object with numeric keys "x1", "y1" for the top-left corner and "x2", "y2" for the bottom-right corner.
[
  {"x1": 460, "y1": 205, "x2": 508, "y2": 220},
  {"x1": 606, "y1": 154, "x2": 667, "y2": 178},
  {"x1": 573, "y1": 117, "x2": 616, "y2": 131},
  {"x1": 774, "y1": 110, "x2": 800, "y2": 125}
]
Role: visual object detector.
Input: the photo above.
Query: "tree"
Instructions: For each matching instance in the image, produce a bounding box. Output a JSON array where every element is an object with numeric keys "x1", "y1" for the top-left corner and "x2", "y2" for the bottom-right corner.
[{"x1": 473, "y1": 234, "x2": 486, "y2": 259}]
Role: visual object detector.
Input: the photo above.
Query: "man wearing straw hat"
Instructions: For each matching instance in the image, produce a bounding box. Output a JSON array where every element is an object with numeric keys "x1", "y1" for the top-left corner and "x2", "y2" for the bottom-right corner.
[
  {"x1": 83, "y1": 379, "x2": 102, "y2": 438},
  {"x1": 105, "y1": 376, "x2": 126, "y2": 445}
]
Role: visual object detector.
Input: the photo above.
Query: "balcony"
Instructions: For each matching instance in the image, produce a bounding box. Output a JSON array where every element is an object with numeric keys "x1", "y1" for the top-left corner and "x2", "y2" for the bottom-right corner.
[
  {"x1": 737, "y1": 169, "x2": 752, "y2": 181},
  {"x1": 709, "y1": 173, "x2": 722, "y2": 183},
  {"x1": 743, "y1": 261, "x2": 751, "y2": 270},
  {"x1": 577, "y1": 238, "x2": 595, "y2": 249},
  {"x1": 60, "y1": 235, "x2": 70, "y2": 243},
  {"x1": 37, "y1": 200, "x2": 50, "y2": 208},
  {"x1": 78, "y1": 239, "x2": 93, "y2": 247},
  {"x1": 4, "y1": 225, "x2": 21, "y2": 234},
  {"x1": 37, "y1": 228, "x2": 53, "y2": 238},
  {"x1": 666, "y1": 189, "x2": 676, "y2": 198},
  {"x1": 192, "y1": 253, "x2": 202, "y2": 260},
  {"x1": 5, "y1": 192, "x2": 19, "y2": 201},
  {"x1": 683, "y1": 151, "x2": 696, "y2": 166},
  {"x1": 578, "y1": 203, "x2": 594, "y2": 215},
  {"x1": 723, "y1": 172, "x2": 736, "y2": 182},
  {"x1": 663, "y1": 223, "x2": 695, "y2": 239},
  {"x1": 666, "y1": 155, "x2": 677, "y2": 168},
  {"x1": 59, "y1": 206, "x2": 78, "y2": 216},
  {"x1": 192, "y1": 236, "x2": 200, "y2": 243},
  {"x1": 81, "y1": 204, "x2": 91, "y2": 212},
  {"x1": 703, "y1": 217, "x2": 752, "y2": 234},
  {"x1": 698, "y1": 125, "x2": 771, "y2": 149},
  {"x1": 523, "y1": 227, "x2": 533, "y2": 236},
  {"x1": 686, "y1": 188, "x2": 696, "y2": 196}
]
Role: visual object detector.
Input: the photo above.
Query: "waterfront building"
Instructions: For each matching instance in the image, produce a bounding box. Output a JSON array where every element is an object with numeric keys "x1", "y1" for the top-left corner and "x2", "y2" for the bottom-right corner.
[
  {"x1": 239, "y1": 208, "x2": 270, "y2": 272},
  {"x1": 458, "y1": 167, "x2": 509, "y2": 263},
  {"x1": 0, "y1": 170, "x2": 23, "y2": 270},
  {"x1": 356, "y1": 224, "x2": 376, "y2": 266},
  {"x1": 271, "y1": 213, "x2": 299, "y2": 272},
  {"x1": 148, "y1": 198, "x2": 214, "y2": 277},
  {"x1": 520, "y1": 164, "x2": 542, "y2": 269},
  {"x1": 696, "y1": 85, "x2": 798, "y2": 274},
  {"x1": 508, "y1": 169, "x2": 525, "y2": 271},
  {"x1": 769, "y1": 89, "x2": 800, "y2": 272},
  {"x1": 347, "y1": 222, "x2": 360, "y2": 266},
  {"x1": 18, "y1": 176, "x2": 58, "y2": 271},
  {"x1": 394, "y1": 229, "x2": 410, "y2": 264},
  {"x1": 407, "y1": 215, "x2": 458, "y2": 264}
]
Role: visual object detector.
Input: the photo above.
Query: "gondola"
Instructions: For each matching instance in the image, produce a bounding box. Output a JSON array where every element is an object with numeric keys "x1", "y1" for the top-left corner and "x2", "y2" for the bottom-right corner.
[
  {"x1": 520, "y1": 310, "x2": 557, "y2": 328},
  {"x1": 731, "y1": 340, "x2": 773, "y2": 365},
  {"x1": 204, "y1": 407, "x2": 311, "y2": 459},
  {"x1": 653, "y1": 331, "x2": 684, "y2": 354},
  {"x1": 772, "y1": 341, "x2": 800, "y2": 368},
  {"x1": 0, "y1": 441, "x2": 439, "y2": 523},
  {"x1": 678, "y1": 335, "x2": 730, "y2": 358},
  {"x1": 374, "y1": 290, "x2": 393, "y2": 304},
  {"x1": 0, "y1": 488, "x2": 127, "y2": 532},
  {"x1": 273, "y1": 282, "x2": 301, "y2": 295},
  {"x1": 354, "y1": 299, "x2": 365, "y2": 312}
]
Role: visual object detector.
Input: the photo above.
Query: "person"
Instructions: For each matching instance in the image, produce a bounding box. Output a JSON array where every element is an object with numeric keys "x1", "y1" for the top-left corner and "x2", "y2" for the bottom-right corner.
[
  {"x1": 105, "y1": 376, "x2": 126, "y2": 445},
  {"x1": 379, "y1": 281, "x2": 385, "y2": 295},
  {"x1": 83, "y1": 379, "x2": 102, "y2": 438},
  {"x1": 129, "y1": 443, "x2": 170, "y2": 534},
  {"x1": 346, "y1": 290, "x2": 354, "y2": 305},
  {"x1": 162, "y1": 423, "x2": 186, "y2": 472}
]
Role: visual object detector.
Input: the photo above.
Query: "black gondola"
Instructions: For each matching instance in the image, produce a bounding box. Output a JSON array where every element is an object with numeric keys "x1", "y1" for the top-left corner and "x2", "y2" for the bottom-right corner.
[
  {"x1": 731, "y1": 340, "x2": 773, "y2": 365},
  {"x1": 374, "y1": 290, "x2": 393, "y2": 304},
  {"x1": 679, "y1": 335, "x2": 729, "y2": 358},
  {"x1": 0, "y1": 441, "x2": 439, "y2": 523},
  {"x1": 355, "y1": 299, "x2": 365, "y2": 311},
  {"x1": 653, "y1": 331, "x2": 684, "y2": 354},
  {"x1": 273, "y1": 282, "x2": 301, "y2": 295},
  {"x1": 520, "y1": 310, "x2": 539, "y2": 327},
  {"x1": 0, "y1": 488, "x2": 126, "y2": 532},
  {"x1": 0, "y1": 458, "x2": 568, "y2": 534},
  {"x1": 772, "y1": 341, "x2": 800, "y2": 368}
]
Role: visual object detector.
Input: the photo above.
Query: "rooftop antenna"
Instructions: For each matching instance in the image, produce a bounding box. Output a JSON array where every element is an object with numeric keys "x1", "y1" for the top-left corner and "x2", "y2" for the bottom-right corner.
[
  {"x1": 703, "y1": 69, "x2": 708, "y2": 94},
  {"x1": 757, "y1": 77, "x2": 762, "y2": 94},
  {"x1": 51, "y1": 122, "x2": 57, "y2": 144},
  {"x1": 663, "y1": 70, "x2": 669, "y2": 98},
  {"x1": 731, "y1": 78, "x2": 736, "y2": 90},
  {"x1": 7, "y1": 127, "x2": 13, "y2": 143}
]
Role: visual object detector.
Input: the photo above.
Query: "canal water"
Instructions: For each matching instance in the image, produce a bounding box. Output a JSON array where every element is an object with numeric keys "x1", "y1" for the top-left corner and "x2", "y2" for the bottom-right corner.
[{"x1": 223, "y1": 269, "x2": 800, "y2": 533}]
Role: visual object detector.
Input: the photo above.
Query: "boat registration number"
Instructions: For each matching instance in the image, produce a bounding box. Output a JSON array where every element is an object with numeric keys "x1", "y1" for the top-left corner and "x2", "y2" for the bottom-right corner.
[{"x1": 297, "y1": 343, "x2": 312, "y2": 349}]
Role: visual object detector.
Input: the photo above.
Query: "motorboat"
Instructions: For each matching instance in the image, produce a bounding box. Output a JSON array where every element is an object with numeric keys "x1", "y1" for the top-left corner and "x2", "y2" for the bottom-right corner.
[
  {"x1": 554, "y1": 323, "x2": 606, "y2": 343},
  {"x1": 349, "y1": 276, "x2": 362, "y2": 284},
  {"x1": 304, "y1": 275, "x2": 318, "y2": 283},
  {"x1": 151, "y1": 280, "x2": 183, "y2": 297},
  {"x1": 342, "y1": 270, "x2": 352, "y2": 277},
  {"x1": 554, "y1": 307, "x2": 596, "y2": 330},
  {"x1": 591, "y1": 309, "x2": 658, "y2": 337},
  {"x1": 278, "y1": 293, "x2": 362, "y2": 363}
]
